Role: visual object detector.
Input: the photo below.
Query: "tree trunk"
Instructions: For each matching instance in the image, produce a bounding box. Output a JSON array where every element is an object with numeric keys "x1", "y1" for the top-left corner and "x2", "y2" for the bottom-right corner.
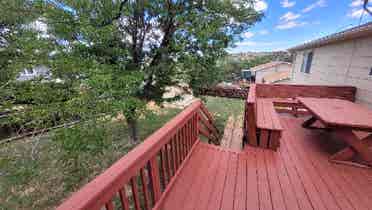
[{"x1": 127, "y1": 117, "x2": 139, "y2": 143}]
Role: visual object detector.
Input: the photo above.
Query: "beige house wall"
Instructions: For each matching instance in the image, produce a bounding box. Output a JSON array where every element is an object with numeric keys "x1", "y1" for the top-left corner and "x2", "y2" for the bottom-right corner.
[
  {"x1": 255, "y1": 64, "x2": 292, "y2": 84},
  {"x1": 292, "y1": 36, "x2": 372, "y2": 108}
]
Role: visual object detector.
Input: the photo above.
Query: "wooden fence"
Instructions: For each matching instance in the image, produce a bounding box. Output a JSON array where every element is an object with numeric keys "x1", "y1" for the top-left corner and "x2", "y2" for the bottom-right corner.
[
  {"x1": 200, "y1": 86, "x2": 248, "y2": 99},
  {"x1": 57, "y1": 100, "x2": 219, "y2": 210}
]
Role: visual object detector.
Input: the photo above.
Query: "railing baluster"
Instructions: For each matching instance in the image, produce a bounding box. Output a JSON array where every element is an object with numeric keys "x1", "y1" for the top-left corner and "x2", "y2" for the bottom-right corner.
[
  {"x1": 160, "y1": 148, "x2": 168, "y2": 188},
  {"x1": 185, "y1": 121, "x2": 190, "y2": 151},
  {"x1": 196, "y1": 112, "x2": 200, "y2": 142},
  {"x1": 119, "y1": 187, "x2": 130, "y2": 210},
  {"x1": 140, "y1": 168, "x2": 151, "y2": 210},
  {"x1": 181, "y1": 126, "x2": 186, "y2": 160},
  {"x1": 171, "y1": 138, "x2": 177, "y2": 173},
  {"x1": 105, "y1": 200, "x2": 114, "y2": 210},
  {"x1": 149, "y1": 156, "x2": 161, "y2": 202},
  {"x1": 177, "y1": 132, "x2": 182, "y2": 165},
  {"x1": 184, "y1": 117, "x2": 190, "y2": 152},
  {"x1": 166, "y1": 143, "x2": 173, "y2": 177},
  {"x1": 174, "y1": 134, "x2": 180, "y2": 169},
  {"x1": 130, "y1": 177, "x2": 141, "y2": 210}
]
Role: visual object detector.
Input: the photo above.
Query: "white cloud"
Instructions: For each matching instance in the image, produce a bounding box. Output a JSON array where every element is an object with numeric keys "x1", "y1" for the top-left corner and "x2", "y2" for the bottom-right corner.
[
  {"x1": 350, "y1": 0, "x2": 364, "y2": 7},
  {"x1": 259, "y1": 30, "x2": 269, "y2": 35},
  {"x1": 348, "y1": 7, "x2": 372, "y2": 18},
  {"x1": 347, "y1": 0, "x2": 371, "y2": 19},
  {"x1": 276, "y1": 21, "x2": 307, "y2": 29},
  {"x1": 254, "y1": 0, "x2": 268, "y2": 12},
  {"x1": 302, "y1": 0, "x2": 327, "y2": 13},
  {"x1": 243, "y1": 31, "x2": 254, "y2": 38},
  {"x1": 236, "y1": 40, "x2": 276, "y2": 47},
  {"x1": 281, "y1": 0, "x2": 296, "y2": 8},
  {"x1": 280, "y1": 12, "x2": 301, "y2": 22},
  {"x1": 236, "y1": 40, "x2": 257, "y2": 46}
]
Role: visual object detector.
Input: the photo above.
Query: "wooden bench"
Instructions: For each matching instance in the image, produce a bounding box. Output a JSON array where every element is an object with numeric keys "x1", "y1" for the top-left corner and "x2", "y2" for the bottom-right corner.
[{"x1": 256, "y1": 99, "x2": 283, "y2": 150}]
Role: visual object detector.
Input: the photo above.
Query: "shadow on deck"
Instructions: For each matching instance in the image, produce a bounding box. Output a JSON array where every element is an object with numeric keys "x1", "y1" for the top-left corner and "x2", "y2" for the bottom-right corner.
[{"x1": 156, "y1": 116, "x2": 372, "y2": 210}]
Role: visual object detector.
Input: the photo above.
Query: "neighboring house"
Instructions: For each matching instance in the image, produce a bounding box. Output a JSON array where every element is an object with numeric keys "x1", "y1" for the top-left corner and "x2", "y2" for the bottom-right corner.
[
  {"x1": 244, "y1": 61, "x2": 292, "y2": 84},
  {"x1": 288, "y1": 21, "x2": 372, "y2": 108}
]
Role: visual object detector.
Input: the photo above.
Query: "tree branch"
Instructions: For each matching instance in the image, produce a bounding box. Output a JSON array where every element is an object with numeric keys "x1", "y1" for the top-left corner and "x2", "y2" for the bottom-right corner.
[{"x1": 98, "y1": 0, "x2": 129, "y2": 27}]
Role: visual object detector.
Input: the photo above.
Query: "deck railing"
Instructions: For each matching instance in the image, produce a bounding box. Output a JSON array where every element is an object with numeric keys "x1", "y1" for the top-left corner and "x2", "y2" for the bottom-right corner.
[{"x1": 57, "y1": 100, "x2": 219, "y2": 210}]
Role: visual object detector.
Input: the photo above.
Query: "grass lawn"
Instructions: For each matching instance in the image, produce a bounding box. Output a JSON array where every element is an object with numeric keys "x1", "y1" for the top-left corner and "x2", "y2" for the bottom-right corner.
[
  {"x1": 203, "y1": 96, "x2": 245, "y2": 132},
  {"x1": 0, "y1": 96, "x2": 243, "y2": 209}
]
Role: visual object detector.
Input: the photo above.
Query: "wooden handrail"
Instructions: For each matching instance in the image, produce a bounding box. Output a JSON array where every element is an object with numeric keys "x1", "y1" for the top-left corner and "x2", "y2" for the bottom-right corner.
[{"x1": 57, "y1": 99, "x2": 219, "y2": 210}]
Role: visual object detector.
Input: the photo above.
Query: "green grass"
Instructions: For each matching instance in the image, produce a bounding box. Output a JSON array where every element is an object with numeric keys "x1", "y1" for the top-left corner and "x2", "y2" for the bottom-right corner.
[
  {"x1": 0, "y1": 108, "x2": 181, "y2": 210},
  {"x1": 0, "y1": 96, "x2": 244, "y2": 210},
  {"x1": 203, "y1": 96, "x2": 244, "y2": 132}
]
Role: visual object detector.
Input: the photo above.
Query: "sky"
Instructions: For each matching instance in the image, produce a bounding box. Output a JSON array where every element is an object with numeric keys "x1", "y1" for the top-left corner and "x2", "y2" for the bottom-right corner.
[{"x1": 228, "y1": 0, "x2": 372, "y2": 53}]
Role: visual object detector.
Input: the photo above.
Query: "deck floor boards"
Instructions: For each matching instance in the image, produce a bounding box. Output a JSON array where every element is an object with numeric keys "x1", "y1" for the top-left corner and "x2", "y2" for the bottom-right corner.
[{"x1": 156, "y1": 116, "x2": 372, "y2": 210}]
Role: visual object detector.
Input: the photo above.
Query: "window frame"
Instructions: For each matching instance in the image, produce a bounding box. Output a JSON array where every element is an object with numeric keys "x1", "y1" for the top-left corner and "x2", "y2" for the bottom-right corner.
[{"x1": 300, "y1": 51, "x2": 313, "y2": 74}]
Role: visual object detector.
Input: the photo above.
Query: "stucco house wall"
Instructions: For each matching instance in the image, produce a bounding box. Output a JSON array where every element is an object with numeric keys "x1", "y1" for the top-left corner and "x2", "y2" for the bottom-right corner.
[{"x1": 291, "y1": 36, "x2": 372, "y2": 107}]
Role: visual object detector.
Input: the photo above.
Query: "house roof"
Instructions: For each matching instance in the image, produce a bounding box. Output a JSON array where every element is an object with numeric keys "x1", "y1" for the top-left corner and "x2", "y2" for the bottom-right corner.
[
  {"x1": 288, "y1": 21, "x2": 372, "y2": 52},
  {"x1": 249, "y1": 61, "x2": 292, "y2": 72}
]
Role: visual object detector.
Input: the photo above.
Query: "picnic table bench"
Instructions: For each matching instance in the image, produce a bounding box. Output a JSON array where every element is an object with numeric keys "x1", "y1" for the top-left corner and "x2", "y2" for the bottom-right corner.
[
  {"x1": 298, "y1": 97, "x2": 372, "y2": 168},
  {"x1": 256, "y1": 98, "x2": 283, "y2": 150}
]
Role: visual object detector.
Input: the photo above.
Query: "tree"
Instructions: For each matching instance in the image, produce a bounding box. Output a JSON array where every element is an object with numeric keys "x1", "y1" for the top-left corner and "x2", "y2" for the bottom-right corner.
[{"x1": 1, "y1": 0, "x2": 263, "y2": 143}]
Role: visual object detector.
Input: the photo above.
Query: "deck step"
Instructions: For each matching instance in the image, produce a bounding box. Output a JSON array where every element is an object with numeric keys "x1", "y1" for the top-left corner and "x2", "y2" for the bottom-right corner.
[{"x1": 220, "y1": 115, "x2": 243, "y2": 151}]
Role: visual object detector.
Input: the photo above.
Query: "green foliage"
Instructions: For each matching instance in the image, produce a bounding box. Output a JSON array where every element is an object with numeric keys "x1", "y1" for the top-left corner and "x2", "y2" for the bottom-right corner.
[
  {"x1": 53, "y1": 120, "x2": 111, "y2": 189},
  {"x1": 0, "y1": 0, "x2": 262, "y2": 169}
]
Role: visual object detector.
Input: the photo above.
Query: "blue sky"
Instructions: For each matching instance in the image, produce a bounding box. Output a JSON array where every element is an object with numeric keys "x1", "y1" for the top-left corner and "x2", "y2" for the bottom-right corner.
[{"x1": 228, "y1": 0, "x2": 372, "y2": 53}]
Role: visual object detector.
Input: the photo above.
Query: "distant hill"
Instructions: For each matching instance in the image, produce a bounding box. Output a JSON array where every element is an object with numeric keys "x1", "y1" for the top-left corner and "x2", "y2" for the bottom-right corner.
[{"x1": 230, "y1": 51, "x2": 292, "y2": 62}]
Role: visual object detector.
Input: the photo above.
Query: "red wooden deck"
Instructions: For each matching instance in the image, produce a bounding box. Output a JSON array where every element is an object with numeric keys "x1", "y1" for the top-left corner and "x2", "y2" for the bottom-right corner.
[{"x1": 156, "y1": 116, "x2": 372, "y2": 210}]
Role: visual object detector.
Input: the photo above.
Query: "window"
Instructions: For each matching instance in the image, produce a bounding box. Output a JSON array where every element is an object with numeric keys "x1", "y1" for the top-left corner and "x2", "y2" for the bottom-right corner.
[{"x1": 300, "y1": 51, "x2": 313, "y2": 74}]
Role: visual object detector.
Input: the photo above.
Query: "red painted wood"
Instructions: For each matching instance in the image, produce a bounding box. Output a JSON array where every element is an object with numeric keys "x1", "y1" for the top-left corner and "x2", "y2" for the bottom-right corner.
[
  {"x1": 152, "y1": 141, "x2": 201, "y2": 210},
  {"x1": 256, "y1": 84, "x2": 356, "y2": 101},
  {"x1": 160, "y1": 148, "x2": 168, "y2": 188},
  {"x1": 260, "y1": 130, "x2": 269, "y2": 148},
  {"x1": 179, "y1": 128, "x2": 185, "y2": 162},
  {"x1": 181, "y1": 147, "x2": 218, "y2": 210},
  {"x1": 194, "y1": 149, "x2": 225, "y2": 210},
  {"x1": 149, "y1": 156, "x2": 161, "y2": 203},
  {"x1": 159, "y1": 145, "x2": 206, "y2": 210},
  {"x1": 105, "y1": 200, "x2": 114, "y2": 210},
  {"x1": 140, "y1": 168, "x2": 151, "y2": 210},
  {"x1": 277, "y1": 137, "x2": 313, "y2": 210},
  {"x1": 264, "y1": 150, "x2": 287, "y2": 210},
  {"x1": 280, "y1": 127, "x2": 336, "y2": 210},
  {"x1": 130, "y1": 177, "x2": 141, "y2": 210},
  {"x1": 206, "y1": 151, "x2": 231, "y2": 210},
  {"x1": 285, "y1": 117, "x2": 371, "y2": 209},
  {"x1": 220, "y1": 153, "x2": 239, "y2": 210},
  {"x1": 245, "y1": 146, "x2": 260, "y2": 210},
  {"x1": 119, "y1": 188, "x2": 130, "y2": 210},
  {"x1": 243, "y1": 84, "x2": 357, "y2": 149},
  {"x1": 256, "y1": 148, "x2": 273, "y2": 210},
  {"x1": 282, "y1": 118, "x2": 356, "y2": 210},
  {"x1": 298, "y1": 97, "x2": 372, "y2": 131},
  {"x1": 271, "y1": 147, "x2": 301, "y2": 210},
  {"x1": 233, "y1": 154, "x2": 247, "y2": 210}
]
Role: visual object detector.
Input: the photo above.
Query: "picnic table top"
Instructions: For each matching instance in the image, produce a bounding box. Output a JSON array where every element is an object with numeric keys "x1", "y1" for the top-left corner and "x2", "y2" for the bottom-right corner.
[{"x1": 297, "y1": 97, "x2": 372, "y2": 131}]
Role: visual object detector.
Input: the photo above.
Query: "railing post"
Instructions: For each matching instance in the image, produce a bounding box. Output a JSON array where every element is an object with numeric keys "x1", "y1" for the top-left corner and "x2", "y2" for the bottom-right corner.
[
  {"x1": 149, "y1": 156, "x2": 162, "y2": 202},
  {"x1": 196, "y1": 112, "x2": 200, "y2": 144}
]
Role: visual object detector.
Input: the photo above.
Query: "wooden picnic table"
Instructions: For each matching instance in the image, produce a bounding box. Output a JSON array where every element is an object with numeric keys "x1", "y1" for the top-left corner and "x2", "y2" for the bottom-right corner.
[{"x1": 297, "y1": 97, "x2": 372, "y2": 168}]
